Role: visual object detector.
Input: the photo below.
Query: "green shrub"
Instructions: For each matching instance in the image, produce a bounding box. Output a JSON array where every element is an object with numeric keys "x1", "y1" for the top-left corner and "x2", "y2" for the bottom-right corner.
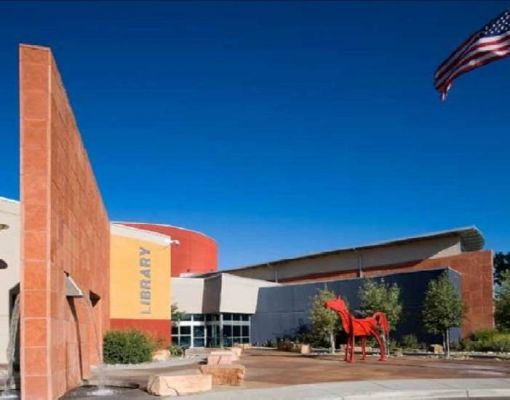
[
  {"x1": 168, "y1": 344, "x2": 184, "y2": 357},
  {"x1": 388, "y1": 338, "x2": 400, "y2": 352},
  {"x1": 461, "y1": 329, "x2": 510, "y2": 352},
  {"x1": 103, "y1": 330, "x2": 156, "y2": 364},
  {"x1": 400, "y1": 334, "x2": 420, "y2": 350}
]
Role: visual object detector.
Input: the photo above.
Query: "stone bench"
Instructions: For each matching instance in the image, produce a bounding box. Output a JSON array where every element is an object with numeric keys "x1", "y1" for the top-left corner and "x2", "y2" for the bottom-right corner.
[
  {"x1": 229, "y1": 347, "x2": 242, "y2": 358},
  {"x1": 147, "y1": 374, "x2": 212, "y2": 396},
  {"x1": 200, "y1": 364, "x2": 246, "y2": 386},
  {"x1": 207, "y1": 350, "x2": 238, "y2": 365},
  {"x1": 185, "y1": 347, "x2": 212, "y2": 359}
]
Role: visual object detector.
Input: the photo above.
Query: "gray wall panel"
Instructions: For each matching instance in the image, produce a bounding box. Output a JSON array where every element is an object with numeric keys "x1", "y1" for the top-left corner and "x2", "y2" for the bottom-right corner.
[{"x1": 252, "y1": 268, "x2": 462, "y2": 346}]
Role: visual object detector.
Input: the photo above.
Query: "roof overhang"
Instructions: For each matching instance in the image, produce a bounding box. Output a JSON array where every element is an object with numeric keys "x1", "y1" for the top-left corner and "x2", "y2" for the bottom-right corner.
[{"x1": 224, "y1": 226, "x2": 485, "y2": 273}]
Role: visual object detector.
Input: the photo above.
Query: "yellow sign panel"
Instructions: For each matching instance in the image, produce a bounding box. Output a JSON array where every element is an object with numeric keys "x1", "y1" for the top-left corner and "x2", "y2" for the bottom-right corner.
[{"x1": 110, "y1": 232, "x2": 171, "y2": 320}]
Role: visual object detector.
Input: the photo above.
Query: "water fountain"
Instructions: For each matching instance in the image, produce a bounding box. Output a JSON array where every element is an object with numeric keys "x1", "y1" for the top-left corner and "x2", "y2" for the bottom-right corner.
[
  {"x1": 1, "y1": 295, "x2": 20, "y2": 399},
  {"x1": 59, "y1": 276, "x2": 139, "y2": 398},
  {"x1": 65, "y1": 295, "x2": 136, "y2": 398},
  {"x1": 58, "y1": 293, "x2": 139, "y2": 399},
  {"x1": 81, "y1": 295, "x2": 115, "y2": 397}
]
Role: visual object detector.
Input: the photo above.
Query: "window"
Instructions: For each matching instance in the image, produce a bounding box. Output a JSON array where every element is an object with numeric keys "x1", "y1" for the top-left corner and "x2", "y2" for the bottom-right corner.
[
  {"x1": 220, "y1": 313, "x2": 250, "y2": 347},
  {"x1": 172, "y1": 312, "x2": 251, "y2": 349},
  {"x1": 193, "y1": 326, "x2": 204, "y2": 337},
  {"x1": 180, "y1": 336, "x2": 191, "y2": 347}
]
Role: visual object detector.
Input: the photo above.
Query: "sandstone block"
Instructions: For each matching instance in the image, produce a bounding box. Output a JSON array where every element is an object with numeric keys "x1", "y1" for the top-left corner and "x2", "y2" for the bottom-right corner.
[
  {"x1": 185, "y1": 347, "x2": 211, "y2": 358},
  {"x1": 152, "y1": 349, "x2": 170, "y2": 362},
  {"x1": 230, "y1": 347, "x2": 242, "y2": 358},
  {"x1": 207, "y1": 351, "x2": 236, "y2": 365},
  {"x1": 299, "y1": 344, "x2": 311, "y2": 354},
  {"x1": 200, "y1": 364, "x2": 246, "y2": 386},
  {"x1": 430, "y1": 344, "x2": 444, "y2": 354},
  {"x1": 147, "y1": 374, "x2": 212, "y2": 396}
]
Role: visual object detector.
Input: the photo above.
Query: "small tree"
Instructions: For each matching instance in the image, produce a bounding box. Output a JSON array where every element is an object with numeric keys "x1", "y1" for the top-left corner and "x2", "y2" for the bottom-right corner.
[
  {"x1": 494, "y1": 252, "x2": 510, "y2": 286},
  {"x1": 310, "y1": 288, "x2": 340, "y2": 354},
  {"x1": 422, "y1": 271, "x2": 463, "y2": 358},
  {"x1": 171, "y1": 303, "x2": 186, "y2": 322},
  {"x1": 359, "y1": 279, "x2": 402, "y2": 354},
  {"x1": 495, "y1": 270, "x2": 510, "y2": 330}
]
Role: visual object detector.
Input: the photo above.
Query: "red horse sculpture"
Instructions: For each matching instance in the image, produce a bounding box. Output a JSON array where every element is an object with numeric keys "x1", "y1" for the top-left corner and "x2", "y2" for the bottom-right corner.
[{"x1": 324, "y1": 296, "x2": 389, "y2": 362}]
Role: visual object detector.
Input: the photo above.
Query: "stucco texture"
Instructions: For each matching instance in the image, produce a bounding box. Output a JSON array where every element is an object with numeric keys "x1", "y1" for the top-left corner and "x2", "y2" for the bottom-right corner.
[{"x1": 20, "y1": 44, "x2": 110, "y2": 399}]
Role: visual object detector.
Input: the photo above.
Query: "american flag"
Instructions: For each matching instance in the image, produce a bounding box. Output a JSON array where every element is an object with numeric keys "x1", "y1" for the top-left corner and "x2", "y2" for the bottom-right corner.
[{"x1": 435, "y1": 10, "x2": 510, "y2": 100}]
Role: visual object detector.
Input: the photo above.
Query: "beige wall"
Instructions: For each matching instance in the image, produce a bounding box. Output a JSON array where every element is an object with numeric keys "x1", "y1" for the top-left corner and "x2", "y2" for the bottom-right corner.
[
  {"x1": 219, "y1": 274, "x2": 278, "y2": 314},
  {"x1": 171, "y1": 274, "x2": 279, "y2": 315},
  {"x1": 0, "y1": 198, "x2": 20, "y2": 365},
  {"x1": 230, "y1": 235, "x2": 462, "y2": 282},
  {"x1": 171, "y1": 277, "x2": 205, "y2": 314}
]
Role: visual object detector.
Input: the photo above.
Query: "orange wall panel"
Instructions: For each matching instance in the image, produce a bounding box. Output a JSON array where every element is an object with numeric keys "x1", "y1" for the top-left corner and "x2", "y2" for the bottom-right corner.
[
  {"x1": 110, "y1": 319, "x2": 171, "y2": 346},
  {"x1": 110, "y1": 231, "x2": 171, "y2": 321},
  {"x1": 123, "y1": 223, "x2": 217, "y2": 277},
  {"x1": 20, "y1": 44, "x2": 110, "y2": 400}
]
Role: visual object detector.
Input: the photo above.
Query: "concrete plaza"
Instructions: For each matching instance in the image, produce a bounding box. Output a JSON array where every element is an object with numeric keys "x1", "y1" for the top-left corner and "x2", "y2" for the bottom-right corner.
[{"x1": 70, "y1": 348, "x2": 510, "y2": 399}]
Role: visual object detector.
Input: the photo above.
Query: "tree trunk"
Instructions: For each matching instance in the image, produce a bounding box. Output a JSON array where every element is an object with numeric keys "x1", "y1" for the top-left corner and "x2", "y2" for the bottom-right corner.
[
  {"x1": 329, "y1": 332, "x2": 335, "y2": 354},
  {"x1": 445, "y1": 329, "x2": 450, "y2": 359}
]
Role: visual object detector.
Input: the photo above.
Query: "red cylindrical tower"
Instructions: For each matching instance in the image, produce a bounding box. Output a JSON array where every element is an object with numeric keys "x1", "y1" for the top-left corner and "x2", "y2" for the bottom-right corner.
[{"x1": 121, "y1": 222, "x2": 218, "y2": 277}]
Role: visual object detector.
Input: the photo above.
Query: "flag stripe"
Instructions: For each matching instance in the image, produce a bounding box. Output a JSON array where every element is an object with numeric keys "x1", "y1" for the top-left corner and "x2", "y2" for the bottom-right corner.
[
  {"x1": 435, "y1": 38, "x2": 510, "y2": 88},
  {"x1": 434, "y1": 9, "x2": 510, "y2": 99},
  {"x1": 435, "y1": 31, "x2": 510, "y2": 82},
  {"x1": 437, "y1": 47, "x2": 510, "y2": 94},
  {"x1": 435, "y1": 33, "x2": 480, "y2": 77}
]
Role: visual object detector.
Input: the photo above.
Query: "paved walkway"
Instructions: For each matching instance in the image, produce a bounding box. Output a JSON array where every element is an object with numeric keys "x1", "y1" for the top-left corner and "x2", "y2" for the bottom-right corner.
[
  {"x1": 181, "y1": 378, "x2": 510, "y2": 399},
  {"x1": 65, "y1": 378, "x2": 510, "y2": 399},
  {"x1": 76, "y1": 349, "x2": 510, "y2": 399}
]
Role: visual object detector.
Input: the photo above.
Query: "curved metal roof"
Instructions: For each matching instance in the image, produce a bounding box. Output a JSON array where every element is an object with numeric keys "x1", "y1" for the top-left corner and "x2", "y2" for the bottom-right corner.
[{"x1": 224, "y1": 226, "x2": 485, "y2": 272}]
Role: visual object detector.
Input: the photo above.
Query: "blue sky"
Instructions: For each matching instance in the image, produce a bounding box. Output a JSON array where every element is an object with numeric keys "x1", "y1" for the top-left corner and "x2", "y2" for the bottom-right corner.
[{"x1": 0, "y1": 1, "x2": 509, "y2": 267}]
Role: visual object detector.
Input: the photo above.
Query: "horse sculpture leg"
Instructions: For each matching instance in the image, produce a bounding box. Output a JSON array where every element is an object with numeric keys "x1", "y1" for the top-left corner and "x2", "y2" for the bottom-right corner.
[
  {"x1": 349, "y1": 333, "x2": 356, "y2": 363},
  {"x1": 370, "y1": 328, "x2": 387, "y2": 361},
  {"x1": 361, "y1": 336, "x2": 367, "y2": 360}
]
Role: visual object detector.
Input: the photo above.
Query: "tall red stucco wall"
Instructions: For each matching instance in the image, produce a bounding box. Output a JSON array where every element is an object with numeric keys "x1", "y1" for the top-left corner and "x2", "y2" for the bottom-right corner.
[
  {"x1": 20, "y1": 44, "x2": 110, "y2": 400},
  {"x1": 123, "y1": 223, "x2": 217, "y2": 276},
  {"x1": 280, "y1": 250, "x2": 494, "y2": 337}
]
